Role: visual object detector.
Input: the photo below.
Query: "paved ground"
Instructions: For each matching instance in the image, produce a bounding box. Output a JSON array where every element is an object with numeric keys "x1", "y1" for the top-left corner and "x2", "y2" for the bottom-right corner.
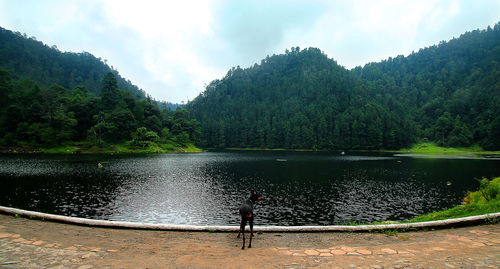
[{"x1": 0, "y1": 214, "x2": 499, "y2": 268}]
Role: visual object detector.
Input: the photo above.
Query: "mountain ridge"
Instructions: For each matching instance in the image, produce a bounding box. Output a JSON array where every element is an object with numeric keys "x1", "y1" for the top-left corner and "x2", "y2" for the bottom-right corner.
[
  {"x1": 0, "y1": 27, "x2": 146, "y2": 99},
  {"x1": 187, "y1": 23, "x2": 500, "y2": 150}
]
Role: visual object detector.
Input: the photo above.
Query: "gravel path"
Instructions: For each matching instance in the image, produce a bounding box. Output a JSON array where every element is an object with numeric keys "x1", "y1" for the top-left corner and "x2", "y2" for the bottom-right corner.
[{"x1": 1, "y1": 214, "x2": 499, "y2": 268}]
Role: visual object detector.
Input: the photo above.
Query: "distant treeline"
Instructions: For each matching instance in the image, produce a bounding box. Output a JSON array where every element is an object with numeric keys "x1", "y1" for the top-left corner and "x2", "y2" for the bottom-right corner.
[
  {"x1": 0, "y1": 69, "x2": 200, "y2": 147},
  {"x1": 187, "y1": 23, "x2": 500, "y2": 150}
]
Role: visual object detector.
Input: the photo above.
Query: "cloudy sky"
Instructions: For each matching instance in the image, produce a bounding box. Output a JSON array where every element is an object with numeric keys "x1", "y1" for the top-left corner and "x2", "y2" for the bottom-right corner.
[{"x1": 1, "y1": 0, "x2": 499, "y2": 103}]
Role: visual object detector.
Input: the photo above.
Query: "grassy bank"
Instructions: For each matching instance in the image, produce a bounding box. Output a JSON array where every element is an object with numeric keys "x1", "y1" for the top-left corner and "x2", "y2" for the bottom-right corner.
[
  {"x1": 406, "y1": 177, "x2": 500, "y2": 223},
  {"x1": 224, "y1": 147, "x2": 309, "y2": 151},
  {"x1": 398, "y1": 142, "x2": 500, "y2": 155},
  {"x1": 2, "y1": 141, "x2": 202, "y2": 154},
  {"x1": 212, "y1": 142, "x2": 500, "y2": 155}
]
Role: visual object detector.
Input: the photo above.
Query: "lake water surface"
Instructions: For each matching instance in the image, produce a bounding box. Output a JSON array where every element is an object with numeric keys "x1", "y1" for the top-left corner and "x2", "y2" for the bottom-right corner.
[{"x1": 1, "y1": 151, "x2": 499, "y2": 226}]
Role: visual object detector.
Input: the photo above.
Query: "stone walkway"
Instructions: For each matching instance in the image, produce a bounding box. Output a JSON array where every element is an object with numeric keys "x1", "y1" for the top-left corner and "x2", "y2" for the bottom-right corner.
[{"x1": 0, "y1": 214, "x2": 499, "y2": 268}]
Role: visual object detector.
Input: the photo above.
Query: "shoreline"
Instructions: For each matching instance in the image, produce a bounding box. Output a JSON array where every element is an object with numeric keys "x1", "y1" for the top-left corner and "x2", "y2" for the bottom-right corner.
[
  {"x1": 1, "y1": 206, "x2": 499, "y2": 232},
  {"x1": 212, "y1": 147, "x2": 500, "y2": 158},
  {"x1": 0, "y1": 144, "x2": 203, "y2": 154},
  {"x1": 2, "y1": 142, "x2": 499, "y2": 156}
]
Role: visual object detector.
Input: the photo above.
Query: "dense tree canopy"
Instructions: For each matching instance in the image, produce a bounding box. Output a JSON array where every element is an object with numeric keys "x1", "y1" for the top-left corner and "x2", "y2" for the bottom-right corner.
[
  {"x1": 0, "y1": 27, "x2": 197, "y2": 149},
  {"x1": 0, "y1": 27, "x2": 145, "y2": 99},
  {"x1": 0, "y1": 70, "x2": 200, "y2": 148},
  {"x1": 188, "y1": 23, "x2": 500, "y2": 150},
  {"x1": 1, "y1": 23, "x2": 498, "y2": 151}
]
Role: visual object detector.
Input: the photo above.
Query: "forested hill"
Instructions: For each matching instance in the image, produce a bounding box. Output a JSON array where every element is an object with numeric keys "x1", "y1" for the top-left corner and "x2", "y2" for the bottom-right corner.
[
  {"x1": 187, "y1": 23, "x2": 500, "y2": 150},
  {"x1": 0, "y1": 27, "x2": 145, "y2": 98},
  {"x1": 0, "y1": 27, "x2": 200, "y2": 151}
]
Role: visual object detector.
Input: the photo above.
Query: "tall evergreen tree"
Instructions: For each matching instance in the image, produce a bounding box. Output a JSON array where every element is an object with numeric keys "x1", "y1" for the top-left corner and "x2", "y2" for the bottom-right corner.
[{"x1": 100, "y1": 72, "x2": 119, "y2": 111}]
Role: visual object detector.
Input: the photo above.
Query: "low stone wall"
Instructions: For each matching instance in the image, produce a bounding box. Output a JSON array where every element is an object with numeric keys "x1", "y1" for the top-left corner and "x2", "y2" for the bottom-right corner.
[{"x1": 1, "y1": 205, "x2": 499, "y2": 232}]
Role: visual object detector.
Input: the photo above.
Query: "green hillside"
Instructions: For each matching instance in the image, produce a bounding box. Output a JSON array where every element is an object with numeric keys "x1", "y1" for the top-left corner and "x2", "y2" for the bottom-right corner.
[
  {"x1": 0, "y1": 27, "x2": 200, "y2": 152},
  {"x1": 187, "y1": 23, "x2": 500, "y2": 150},
  {"x1": 0, "y1": 27, "x2": 145, "y2": 99}
]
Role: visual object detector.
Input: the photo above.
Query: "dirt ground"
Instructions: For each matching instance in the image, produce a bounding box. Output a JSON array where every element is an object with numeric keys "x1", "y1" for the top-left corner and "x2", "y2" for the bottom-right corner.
[{"x1": 0, "y1": 214, "x2": 499, "y2": 268}]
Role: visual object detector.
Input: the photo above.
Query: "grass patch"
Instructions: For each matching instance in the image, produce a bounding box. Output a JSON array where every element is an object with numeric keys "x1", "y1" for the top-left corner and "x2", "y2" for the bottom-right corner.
[
  {"x1": 40, "y1": 145, "x2": 81, "y2": 154},
  {"x1": 381, "y1": 230, "x2": 410, "y2": 240},
  {"x1": 406, "y1": 177, "x2": 500, "y2": 223},
  {"x1": 407, "y1": 203, "x2": 500, "y2": 222},
  {"x1": 398, "y1": 235, "x2": 410, "y2": 241},
  {"x1": 339, "y1": 178, "x2": 500, "y2": 226},
  {"x1": 116, "y1": 141, "x2": 202, "y2": 154},
  {"x1": 15, "y1": 141, "x2": 202, "y2": 154},
  {"x1": 225, "y1": 147, "x2": 292, "y2": 151},
  {"x1": 382, "y1": 230, "x2": 398, "y2": 236},
  {"x1": 399, "y1": 142, "x2": 500, "y2": 155}
]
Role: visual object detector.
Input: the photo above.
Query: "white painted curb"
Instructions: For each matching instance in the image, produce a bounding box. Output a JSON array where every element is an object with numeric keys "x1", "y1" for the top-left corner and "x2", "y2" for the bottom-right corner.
[{"x1": 0, "y1": 206, "x2": 499, "y2": 232}]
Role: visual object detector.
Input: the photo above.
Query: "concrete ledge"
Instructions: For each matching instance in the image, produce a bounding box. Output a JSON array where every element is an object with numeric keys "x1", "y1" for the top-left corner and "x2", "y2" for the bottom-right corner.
[{"x1": 1, "y1": 205, "x2": 499, "y2": 232}]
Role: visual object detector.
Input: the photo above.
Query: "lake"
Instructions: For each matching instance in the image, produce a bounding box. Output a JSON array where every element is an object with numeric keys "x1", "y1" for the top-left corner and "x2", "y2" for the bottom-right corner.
[{"x1": 1, "y1": 151, "x2": 499, "y2": 226}]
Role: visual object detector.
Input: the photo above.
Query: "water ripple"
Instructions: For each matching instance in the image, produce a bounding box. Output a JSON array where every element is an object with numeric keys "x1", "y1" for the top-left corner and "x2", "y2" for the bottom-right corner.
[{"x1": 0, "y1": 151, "x2": 498, "y2": 225}]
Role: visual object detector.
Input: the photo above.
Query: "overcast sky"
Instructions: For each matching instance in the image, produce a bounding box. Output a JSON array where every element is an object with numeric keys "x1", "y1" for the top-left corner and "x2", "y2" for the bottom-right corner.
[{"x1": 1, "y1": 0, "x2": 499, "y2": 103}]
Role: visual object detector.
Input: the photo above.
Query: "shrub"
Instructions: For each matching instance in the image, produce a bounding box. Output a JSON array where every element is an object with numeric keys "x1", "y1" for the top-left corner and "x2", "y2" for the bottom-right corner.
[
  {"x1": 464, "y1": 177, "x2": 500, "y2": 204},
  {"x1": 132, "y1": 127, "x2": 159, "y2": 148},
  {"x1": 478, "y1": 178, "x2": 500, "y2": 202}
]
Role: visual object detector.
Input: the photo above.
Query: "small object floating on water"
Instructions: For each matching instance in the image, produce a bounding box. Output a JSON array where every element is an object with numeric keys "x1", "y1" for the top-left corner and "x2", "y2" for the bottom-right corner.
[
  {"x1": 447, "y1": 181, "x2": 452, "y2": 186},
  {"x1": 276, "y1": 159, "x2": 287, "y2": 162},
  {"x1": 341, "y1": 151, "x2": 345, "y2": 155},
  {"x1": 98, "y1": 163, "x2": 103, "y2": 168}
]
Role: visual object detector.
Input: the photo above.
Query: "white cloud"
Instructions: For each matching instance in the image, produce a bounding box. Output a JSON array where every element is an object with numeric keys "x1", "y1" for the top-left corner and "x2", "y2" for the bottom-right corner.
[
  {"x1": 423, "y1": 0, "x2": 460, "y2": 30},
  {"x1": 97, "y1": 0, "x2": 219, "y2": 101},
  {"x1": 280, "y1": 0, "x2": 479, "y2": 68},
  {"x1": 102, "y1": 0, "x2": 215, "y2": 37}
]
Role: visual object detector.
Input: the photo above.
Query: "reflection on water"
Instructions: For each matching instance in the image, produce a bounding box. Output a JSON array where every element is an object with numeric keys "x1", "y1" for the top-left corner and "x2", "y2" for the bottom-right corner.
[{"x1": 1, "y1": 151, "x2": 499, "y2": 225}]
